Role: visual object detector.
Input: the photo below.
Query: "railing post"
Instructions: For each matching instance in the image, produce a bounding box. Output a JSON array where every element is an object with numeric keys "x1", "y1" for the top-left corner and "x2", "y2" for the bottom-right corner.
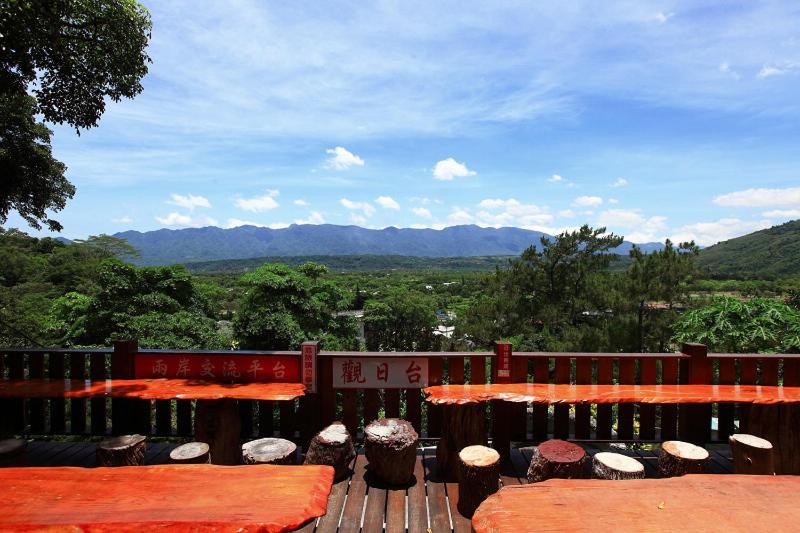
[
  {"x1": 492, "y1": 341, "x2": 513, "y2": 460},
  {"x1": 300, "y1": 341, "x2": 321, "y2": 446},
  {"x1": 680, "y1": 343, "x2": 711, "y2": 445},
  {"x1": 111, "y1": 339, "x2": 145, "y2": 435}
]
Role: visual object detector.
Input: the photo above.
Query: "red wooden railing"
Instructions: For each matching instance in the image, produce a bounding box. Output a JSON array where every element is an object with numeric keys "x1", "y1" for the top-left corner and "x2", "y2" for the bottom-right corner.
[{"x1": 2, "y1": 342, "x2": 798, "y2": 444}]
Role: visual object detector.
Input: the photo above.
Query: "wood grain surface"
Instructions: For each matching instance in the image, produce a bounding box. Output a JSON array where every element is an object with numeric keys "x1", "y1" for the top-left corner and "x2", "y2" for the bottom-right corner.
[{"x1": 0, "y1": 464, "x2": 333, "y2": 532}]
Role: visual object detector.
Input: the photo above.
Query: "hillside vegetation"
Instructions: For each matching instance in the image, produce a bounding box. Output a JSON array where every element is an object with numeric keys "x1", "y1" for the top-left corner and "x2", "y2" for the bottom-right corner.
[{"x1": 697, "y1": 220, "x2": 800, "y2": 279}]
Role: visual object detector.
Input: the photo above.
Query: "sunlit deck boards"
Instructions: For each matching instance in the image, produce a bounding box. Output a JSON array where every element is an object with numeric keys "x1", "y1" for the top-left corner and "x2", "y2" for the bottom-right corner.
[{"x1": 6, "y1": 440, "x2": 734, "y2": 532}]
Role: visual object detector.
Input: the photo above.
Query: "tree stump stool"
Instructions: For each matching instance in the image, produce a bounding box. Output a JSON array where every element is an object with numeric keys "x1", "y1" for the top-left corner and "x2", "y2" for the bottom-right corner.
[
  {"x1": 743, "y1": 404, "x2": 799, "y2": 474},
  {"x1": 170, "y1": 442, "x2": 211, "y2": 464},
  {"x1": 0, "y1": 438, "x2": 27, "y2": 466},
  {"x1": 364, "y1": 418, "x2": 418, "y2": 485},
  {"x1": 658, "y1": 441, "x2": 709, "y2": 477},
  {"x1": 304, "y1": 421, "x2": 356, "y2": 480},
  {"x1": 436, "y1": 403, "x2": 486, "y2": 480},
  {"x1": 457, "y1": 445, "x2": 500, "y2": 518},
  {"x1": 526, "y1": 439, "x2": 586, "y2": 483},
  {"x1": 96, "y1": 435, "x2": 146, "y2": 467},
  {"x1": 592, "y1": 452, "x2": 645, "y2": 480},
  {"x1": 195, "y1": 399, "x2": 241, "y2": 465},
  {"x1": 242, "y1": 437, "x2": 297, "y2": 465},
  {"x1": 729, "y1": 434, "x2": 775, "y2": 475}
]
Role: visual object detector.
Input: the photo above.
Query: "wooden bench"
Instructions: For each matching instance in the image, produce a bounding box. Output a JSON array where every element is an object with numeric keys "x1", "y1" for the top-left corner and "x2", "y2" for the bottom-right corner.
[
  {"x1": 471, "y1": 474, "x2": 800, "y2": 532},
  {"x1": 0, "y1": 464, "x2": 333, "y2": 532}
]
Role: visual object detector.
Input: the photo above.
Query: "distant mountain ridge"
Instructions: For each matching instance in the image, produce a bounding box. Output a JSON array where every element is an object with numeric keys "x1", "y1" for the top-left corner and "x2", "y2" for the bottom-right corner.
[{"x1": 113, "y1": 224, "x2": 664, "y2": 266}]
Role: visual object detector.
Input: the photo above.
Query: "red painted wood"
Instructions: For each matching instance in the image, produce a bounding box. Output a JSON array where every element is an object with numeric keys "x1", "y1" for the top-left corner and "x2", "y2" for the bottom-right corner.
[
  {"x1": 342, "y1": 389, "x2": 357, "y2": 437},
  {"x1": 28, "y1": 352, "x2": 45, "y2": 433},
  {"x1": 449, "y1": 356, "x2": 465, "y2": 385},
  {"x1": 553, "y1": 359, "x2": 570, "y2": 439},
  {"x1": 69, "y1": 353, "x2": 87, "y2": 434},
  {"x1": 638, "y1": 359, "x2": 657, "y2": 440},
  {"x1": 574, "y1": 359, "x2": 592, "y2": 439},
  {"x1": 510, "y1": 357, "x2": 528, "y2": 441},
  {"x1": 596, "y1": 359, "x2": 613, "y2": 440},
  {"x1": 384, "y1": 389, "x2": 400, "y2": 419},
  {"x1": 427, "y1": 358, "x2": 444, "y2": 437},
  {"x1": 471, "y1": 355, "x2": 487, "y2": 384},
  {"x1": 472, "y1": 475, "x2": 800, "y2": 533},
  {"x1": 90, "y1": 352, "x2": 107, "y2": 435},
  {"x1": 48, "y1": 354, "x2": 66, "y2": 433},
  {"x1": 718, "y1": 358, "x2": 736, "y2": 440},
  {"x1": 660, "y1": 358, "x2": 679, "y2": 440},
  {"x1": 738, "y1": 358, "x2": 758, "y2": 432},
  {"x1": 406, "y1": 388, "x2": 422, "y2": 434},
  {"x1": 423, "y1": 383, "x2": 800, "y2": 405},
  {"x1": 617, "y1": 358, "x2": 635, "y2": 440},
  {"x1": 531, "y1": 357, "x2": 549, "y2": 441},
  {"x1": 319, "y1": 357, "x2": 335, "y2": 427},
  {"x1": 364, "y1": 389, "x2": 379, "y2": 425},
  {"x1": 0, "y1": 379, "x2": 305, "y2": 401},
  {"x1": 0, "y1": 464, "x2": 333, "y2": 532},
  {"x1": 135, "y1": 354, "x2": 300, "y2": 382}
]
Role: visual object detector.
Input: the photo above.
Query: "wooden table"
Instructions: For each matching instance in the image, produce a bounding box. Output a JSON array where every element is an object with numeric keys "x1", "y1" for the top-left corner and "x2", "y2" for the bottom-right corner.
[
  {"x1": 472, "y1": 474, "x2": 800, "y2": 532},
  {"x1": 0, "y1": 463, "x2": 333, "y2": 532},
  {"x1": 0, "y1": 379, "x2": 306, "y2": 465}
]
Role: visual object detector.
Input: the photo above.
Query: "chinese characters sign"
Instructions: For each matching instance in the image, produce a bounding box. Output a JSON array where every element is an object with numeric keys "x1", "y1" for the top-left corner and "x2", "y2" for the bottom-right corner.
[
  {"x1": 332, "y1": 357, "x2": 428, "y2": 389},
  {"x1": 135, "y1": 354, "x2": 300, "y2": 383},
  {"x1": 496, "y1": 343, "x2": 511, "y2": 380},
  {"x1": 302, "y1": 344, "x2": 317, "y2": 393}
]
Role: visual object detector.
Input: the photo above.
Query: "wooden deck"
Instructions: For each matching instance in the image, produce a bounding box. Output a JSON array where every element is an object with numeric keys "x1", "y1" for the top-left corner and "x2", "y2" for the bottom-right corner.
[{"x1": 2, "y1": 440, "x2": 735, "y2": 532}]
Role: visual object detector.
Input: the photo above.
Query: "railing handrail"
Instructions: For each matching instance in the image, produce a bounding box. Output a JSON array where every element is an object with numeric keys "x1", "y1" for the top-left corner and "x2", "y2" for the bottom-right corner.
[{"x1": 513, "y1": 351, "x2": 689, "y2": 359}]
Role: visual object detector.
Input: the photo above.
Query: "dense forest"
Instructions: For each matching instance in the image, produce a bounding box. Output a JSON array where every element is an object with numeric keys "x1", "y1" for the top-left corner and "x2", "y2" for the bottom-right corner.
[{"x1": 2, "y1": 226, "x2": 799, "y2": 354}]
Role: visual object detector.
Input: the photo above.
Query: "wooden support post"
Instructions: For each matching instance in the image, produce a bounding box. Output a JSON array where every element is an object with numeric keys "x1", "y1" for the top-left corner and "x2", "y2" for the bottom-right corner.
[
  {"x1": 680, "y1": 343, "x2": 711, "y2": 445},
  {"x1": 300, "y1": 341, "x2": 321, "y2": 447},
  {"x1": 195, "y1": 398, "x2": 241, "y2": 465},
  {"x1": 491, "y1": 341, "x2": 512, "y2": 460},
  {"x1": 457, "y1": 445, "x2": 500, "y2": 518},
  {"x1": 729, "y1": 434, "x2": 775, "y2": 475},
  {"x1": 436, "y1": 403, "x2": 485, "y2": 481},
  {"x1": 111, "y1": 340, "x2": 147, "y2": 435}
]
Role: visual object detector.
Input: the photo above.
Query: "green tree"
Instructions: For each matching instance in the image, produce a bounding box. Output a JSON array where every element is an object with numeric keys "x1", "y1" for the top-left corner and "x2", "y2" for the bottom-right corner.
[
  {"x1": 363, "y1": 289, "x2": 440, "y2": 351},
  {"x1": 234, "y1": 263, "x2": 357, "y2": 350},
  {"x1": 673, "y1": 296, "x2": 800, "y2": 353},
  {"x1": 1, "y1": 0, "x2": 152, "y2": 231}
]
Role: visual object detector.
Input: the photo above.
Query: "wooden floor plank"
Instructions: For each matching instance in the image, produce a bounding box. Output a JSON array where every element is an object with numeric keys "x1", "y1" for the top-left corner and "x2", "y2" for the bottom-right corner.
[
  {"x1": 361, "y1": 470, "x2": 387, "y2": 533},
  {"x1": 385, "y1": 485, "x2": 406, "y2": 533},
  {"x1": 407, "y1": 452, "x2": 428, "y2": 533},
  {"x1": 315, "y1": 455, "x2": 355, "y2": 533},
  {"x1": 423, "y1": 447, "x2": 451, "y2": 533},
  {"x1": 445, "y1": 472, "x2": 471, "y2": 533},
  {"x1": 338, "y1": 453, "x2": 369, "y2": 533}
]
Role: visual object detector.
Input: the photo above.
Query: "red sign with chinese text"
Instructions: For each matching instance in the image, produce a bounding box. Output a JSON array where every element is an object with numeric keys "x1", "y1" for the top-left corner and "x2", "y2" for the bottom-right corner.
[
  {"x1": 332, "y1": 357, "x2": 428, "y2": 389},
  {"x1": 301, "y1": 344, "x2": 317, "y2": 393},
  {"x1": 135, "y1": 354, "x2": 300, "y2": 383},
  {"x1": 496, "y1": 343, "x2": 511, "y2": 380}
]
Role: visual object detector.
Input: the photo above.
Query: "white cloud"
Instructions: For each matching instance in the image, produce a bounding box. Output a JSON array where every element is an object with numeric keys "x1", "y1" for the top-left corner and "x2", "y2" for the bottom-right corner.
[
  {"x1": 111, "y1": 216, "x2": 133, "y2": 224},
  {"x1": 558, "y1": 209, "x2": 575, "y2": 218},
  {"x1": 653, "y1": 11, "x2": 674, "y2": 24},
  {"x1": 597, "y1": 208, "x2": 667, "y2": 242},
  {"x1": 608, "y1": 198, "x2": 619, "y2": 204},
  {"x1": 293, "y1": 199, "x2": 308, "y2": 206},
  {"x1": 348, "y1": 213, "x2": 368, "y2": 225},
  {"x1": 548, "y1": 174, "x2": 563, "y2": 183},
  {"x1": 224, "y1": 218, "x2": 288, "y2": 229},
  {"x1": 235, "y1": 190, "x2": 280, "y2": 212},
  {"x1": 375, "y1": 196, "x2": 400, "y2": 210},
  {"x1": 611, "y1": 178, "x2": 628, "y2": 187},
  {"x1": 156, "y1": 212, "x2": 218, "y2": 227},
  {"x1": 670, "y1": 218, "x2": 772, "y2": 246},
  {"x1": 476, "y1": 198, "x2": 554, "y2": 229},
  {"x1": 295, "y1": 211, "x2": 324, "y2": 225},
  {"x1": 340, "y1": 198, "x2": 375, "y2": 217},
  {"x1": 447, "y1": 208, "x2": 474, "y2": 225},
  {"x1": 763, "y1": 209, "x2": 800, "y2": 219},
  {"x1": 573, "y1": 195, "x2": 603, "y2": 207},
  {"x1": 167, "y1": 193, "x2": 211, "y2": 210},
  {"x1": 757, "y1": 63, "x2": 798, "y2": 79},
  {"x1": 713, "y1": 187, "x2": 800, "y2": 207},
  {"x1": 433, "y1": 158, "x2": 476, "y2": 181},
  {"x1": 326, "y1": 146, "x2": 364, "y2": 170},
  {"x1": 412, "y1": 207, "x2": 432, "y2": 218}
]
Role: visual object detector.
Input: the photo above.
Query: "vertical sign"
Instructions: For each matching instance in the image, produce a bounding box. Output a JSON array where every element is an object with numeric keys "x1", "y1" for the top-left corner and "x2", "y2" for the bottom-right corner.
[
  {"x1": 496, "y1": 342, "x2": 511, "y2": 380},
  {"x1": 302, "y1": 342, "x2": 318, "y2": 393}
]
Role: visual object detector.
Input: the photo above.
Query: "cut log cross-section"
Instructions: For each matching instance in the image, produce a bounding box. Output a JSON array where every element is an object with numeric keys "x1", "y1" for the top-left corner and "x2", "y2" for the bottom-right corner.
[
  {"x1": 436, "y1": 403, "x2": 486, "y2": 481},
  {"x1": 457, "y1": 445, "x2": 500, "y2": 518},
  {"x1": 304, "y1": 421, "x2": 356, "y2": 481},
  {"x1": 592, "y1": 452, "x2": 645, "y2": 480},
  {"x1": 96, "y1": 435, "x2": 146, "y2": 467},
  {"x1": 364, "y1": 418, "x2": 418, "y2": 486},
  {"x1": 170, "y1": 442, "x2": 211, "y2": 464},
  {"x1": 526, "y1": 439, "x2": 586, "y2": 483},
  {"x1": 729, "y1": 434, "x2": 775, "y2": 475},
  {"x1": 242, "y1": 438, "x2": 297, "y2": 465},
  {"x1": 195, "y1": 399, "x2": 241, "y2": 465},
  {"x1": 658, "y1": 441, "x2": 709, "y2": 477}
]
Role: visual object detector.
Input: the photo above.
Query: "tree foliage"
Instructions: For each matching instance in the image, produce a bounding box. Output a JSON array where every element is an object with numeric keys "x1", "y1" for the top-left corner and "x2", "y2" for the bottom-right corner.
[
  {"x1": 0, "y1": 0, "x2": 152, "y2": 231},
  {"x1": 363, "y1": 289, "x2": 440, "y2": 351}
]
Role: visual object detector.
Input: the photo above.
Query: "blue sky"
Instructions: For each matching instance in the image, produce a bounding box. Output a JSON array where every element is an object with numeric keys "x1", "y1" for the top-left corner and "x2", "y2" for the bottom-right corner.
[{"x1": 7, "y1": 0, "x2": 800, "y2": 246}]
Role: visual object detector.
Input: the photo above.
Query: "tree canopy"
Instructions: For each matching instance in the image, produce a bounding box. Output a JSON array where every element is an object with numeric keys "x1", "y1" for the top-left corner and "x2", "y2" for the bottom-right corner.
[{"x1": 0, "y1": 0, "x2": 152, "y2": 231}]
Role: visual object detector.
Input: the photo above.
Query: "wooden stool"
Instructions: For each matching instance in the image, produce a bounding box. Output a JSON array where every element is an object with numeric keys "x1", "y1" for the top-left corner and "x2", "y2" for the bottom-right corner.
[
  {"x1": 364, "y1": 418, "x2": 418, "y2": 485},
  {"x1": 436, "y1": 403, "x2": 486, "y2": 480},
  {"x1": 457, "y1": 445, "x2": 500, "y2": 518},
  {"x1": 0, "y1": 438, "x2": 27, "y2": 466},
  {"x1": 170, "y1": 442, "x2": 211, "y2": 464},
  {"x1": 527, "y1": 439, "x2": 586, "y2": 483},
  {"x1": 96, "y1": 435, "x2": 146, "y2": 466},
  {"x1": 304, "y1": 421, "x2": 356, "y2": 480},
  {"x1": 242, "y1": 438, "x2": 297, "y2": 465},
  {"x1": 592, "y1": 452, "x2": 645, "y2": 480},
  {"x1": 729, "y1": 434, "x2": 775, "y2": 475},
  {"x1": 658, "y1": 441, "x2": 709, "y2": 477}
]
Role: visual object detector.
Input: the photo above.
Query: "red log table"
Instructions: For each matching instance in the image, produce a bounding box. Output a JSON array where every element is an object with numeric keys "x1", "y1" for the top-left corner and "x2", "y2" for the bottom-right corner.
[
  {"x1": 471, "y1": 474, "x2": 800, "y2": 532},
  {"x1": 0, "y1": 379, "x2": 305, "y2": 464},
  {"x1": 0, "y1": 464, "x2": 333, "y2": 532}
]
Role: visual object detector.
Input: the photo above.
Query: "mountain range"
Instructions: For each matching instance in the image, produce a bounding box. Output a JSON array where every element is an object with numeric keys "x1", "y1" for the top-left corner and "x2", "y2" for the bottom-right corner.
[{"x1": 112, "y1": 224, "x2": 664, "y2": 266}]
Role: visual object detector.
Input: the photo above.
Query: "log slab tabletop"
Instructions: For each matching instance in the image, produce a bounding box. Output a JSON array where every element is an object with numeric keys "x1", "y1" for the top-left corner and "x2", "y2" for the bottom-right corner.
[
  {"x1": 0, "y1": 464, "x2": 333, "y2": 532},
  {"x1": 423, "y1": 383, "x2": 800, "y2": 405},
  {"x1": 0, "y1": 379, "x2": 305, "y2": 401},
  {"x1": 472, "y1": 474, "x2": 800, "y2": 533}
]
